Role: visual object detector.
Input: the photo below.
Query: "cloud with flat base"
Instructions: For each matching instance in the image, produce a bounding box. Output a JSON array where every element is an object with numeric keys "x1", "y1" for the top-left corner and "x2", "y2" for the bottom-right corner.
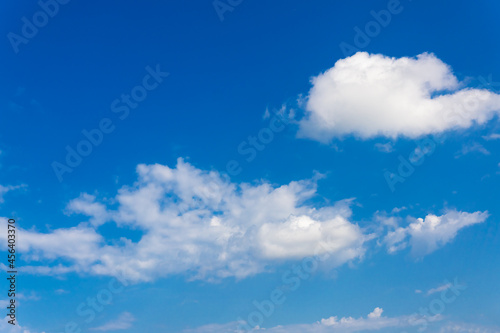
[{"x1": 298, "y1": 52, "x2": 500, "y2": 141}]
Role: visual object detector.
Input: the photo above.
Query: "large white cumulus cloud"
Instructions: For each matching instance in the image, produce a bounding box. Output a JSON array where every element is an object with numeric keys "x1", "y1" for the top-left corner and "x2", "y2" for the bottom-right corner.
[
  {"x1": 298, "y1": 52, "x2": 500, "y2": 141},
  {"x1": 3, "y1": 159, "x2": 367, "y2": 282},
  {"x1": 0, "y1": 161, "x2": 487, "y2": 283}
]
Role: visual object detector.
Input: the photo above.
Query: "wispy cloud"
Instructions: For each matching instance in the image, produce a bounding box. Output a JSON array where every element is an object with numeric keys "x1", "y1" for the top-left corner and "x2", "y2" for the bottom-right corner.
[
  {"x1": 455, "y1": 142, "x2": 490, "y2": 158},
  {"x1": 383, "y1": 210, "x2": 489, "y2": 256},
  {"x1": 482, "y1": 133, "x2": 500, "y2": 141},
  {"x1": 90, "y1": 312, "x2": 135, "y2": 331},
  {"x1": 0, "y1": 184, "x2": 26, "y2": 203},
  {"x1": 374, "y1": 142, "x2": 394, "y2": 153},
  {"x1": 55, "y1": 289, "x2": 69, "y2": 295},
  {"x1": 440, "y1": 322, "x2": 500, "y2": 333},
  {"x1": 17, "y1": 291, "x2": 41, "y2": 301},
  {"x1": 426, "y1": 282, "x2": 452, "y2": 296}
]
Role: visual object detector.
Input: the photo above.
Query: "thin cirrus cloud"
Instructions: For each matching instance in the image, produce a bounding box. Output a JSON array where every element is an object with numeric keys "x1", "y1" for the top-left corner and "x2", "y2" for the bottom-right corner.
[
  {"x1": 0, "y1": 161, "x2": 487, "y2": 283},
  {"x1": 298, "y1": 52, "x2": 500, "y2": 141},
  {"x1": 425, "y1": 282, "x2": 452, "y2": 296}
]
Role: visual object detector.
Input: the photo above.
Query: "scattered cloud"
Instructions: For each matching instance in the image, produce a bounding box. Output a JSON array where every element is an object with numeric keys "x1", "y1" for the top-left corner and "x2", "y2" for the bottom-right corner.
[
  {"x1": 455, "y1": 142, "x2": 490, "y2": 158},
  {"x1": 1, "y1": 159, "x2": 368, "y2": 283},
  {"x1": 54, "y1": 289, "x2": 69, "y2": 295},
  {"x1": 17, "y1": 291, "x2": 41, "y2": 301},
  {"x1": 65, "y1": 193, "x2": 110, "y2": 227},
  {"x1": 298, "y1": 52, "x2": 500, "y2": 141},
  {"x1": 0, "y1": 316, "x2": 43, "y2": 333},
  {"x1": 185, "y1": 307, "x2": 441, "y2": 333},
  {"x1": 384, "y1": 210, "x2": 489, "y2": 257},
  {"x1": 0, "y1": 184, "x2": 26, "y2": 203},
  {"x1": 482, "y1": 133, "x2": 500, "y2": 140},
  {"x1": 90, "y1": 312, "x2": 135, "y2": 331},
  {"x1": 383, "y1": 226, "x2": 409, "y2": 254},
  {"x1": 262, "y1": 108, "x2": 271, "y2": 119},
  {"x1": 0, "y1": 160, "x2": 486, "y2": 284},
  {"x1": 374, "y1": 142, "x2": 394, "y2": 153},
  {"x1": 374, "y1": 213, "x2": 401, "y2": 229},
  {"x1": 391, "y1": 206, "x2": 407, "y2": 214},
  {"x1": 426, "y1": 282, "x2": 452, "y2": 296},
  {"x1": 440, "y1": 322, "x2": 500, "y2": 333}
]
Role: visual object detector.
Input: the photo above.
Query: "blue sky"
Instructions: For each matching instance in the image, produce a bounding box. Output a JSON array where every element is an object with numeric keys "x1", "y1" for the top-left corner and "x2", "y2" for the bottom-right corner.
[{"x1": 1, "y1": 0, "x2": 500, "y2": 332}]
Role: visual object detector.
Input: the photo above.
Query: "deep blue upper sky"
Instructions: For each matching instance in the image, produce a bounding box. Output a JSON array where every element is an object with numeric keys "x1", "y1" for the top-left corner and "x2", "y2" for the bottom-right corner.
[{"x1": 0, "y1": 1, "x2": 499, "y2": 332}]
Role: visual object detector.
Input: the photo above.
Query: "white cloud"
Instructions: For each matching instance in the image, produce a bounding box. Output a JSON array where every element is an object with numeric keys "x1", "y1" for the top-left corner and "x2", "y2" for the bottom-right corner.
[
  {"x1": 16, "y1": 291, "x2": 41, "y2": 301},
  {"x1": 426, "y1": 283, "x2": 452, "y2": 296},
  {"x1": 298, "y1": 52, "x2": 500, "y2": 141},
  {"x1": 66, "y1": 193, "x2": 110, "y2": 226},
  {"x1": 455, "y1": 142, "x2": 490, "y2": 158},
  {"x1": 318, "y1": 307, "x2": 409, "y2": 332},
  {"x1": 2, "y1": 159, "x2": 367, "y2": 282},
  {"x1": 1, "y1": 160, "x2": 486, "y2": 283},
  {"x1": 258, "y1": 214, "x2": 363, "y2": 262},
  {"x1": 367, "y1": 307, "x2": 383, "y2": 319},
  {"x1": 384, "y1": 227, "x2": 408, "y2": 253},
  {"x1": 90, "y1": 312, "x2": 135, "y2": 331},
  {"x1": 54, "y1": 289, "x2": 69, "y2": 295},
  {"x1": 391, "y1": 206, "x2": 407, "y2": 214},
  {"x1": 0, "y1": 184, "x2": 26, "y2": 204},
  {"x1": 185, "y1": 307, "x2": 441, "y2": 333},
  {"x1": 383, "y1": 210, "x2": 489, "y2": 257},
  {"x1": 440, "y1": 322, "x2": 500, "y2": 333},
  {"x1": 14, "y1": 226, "x2": 103, "y2": 265},
  {"x1": 0, "y1": 315, "x2": 43, "y2": 333},
  {"x1": 482, "y1": 133, "x2": 500, "y2": 140},
  {"x1": 374, "y1": 142, "x2": 394, "y2": 153}
]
